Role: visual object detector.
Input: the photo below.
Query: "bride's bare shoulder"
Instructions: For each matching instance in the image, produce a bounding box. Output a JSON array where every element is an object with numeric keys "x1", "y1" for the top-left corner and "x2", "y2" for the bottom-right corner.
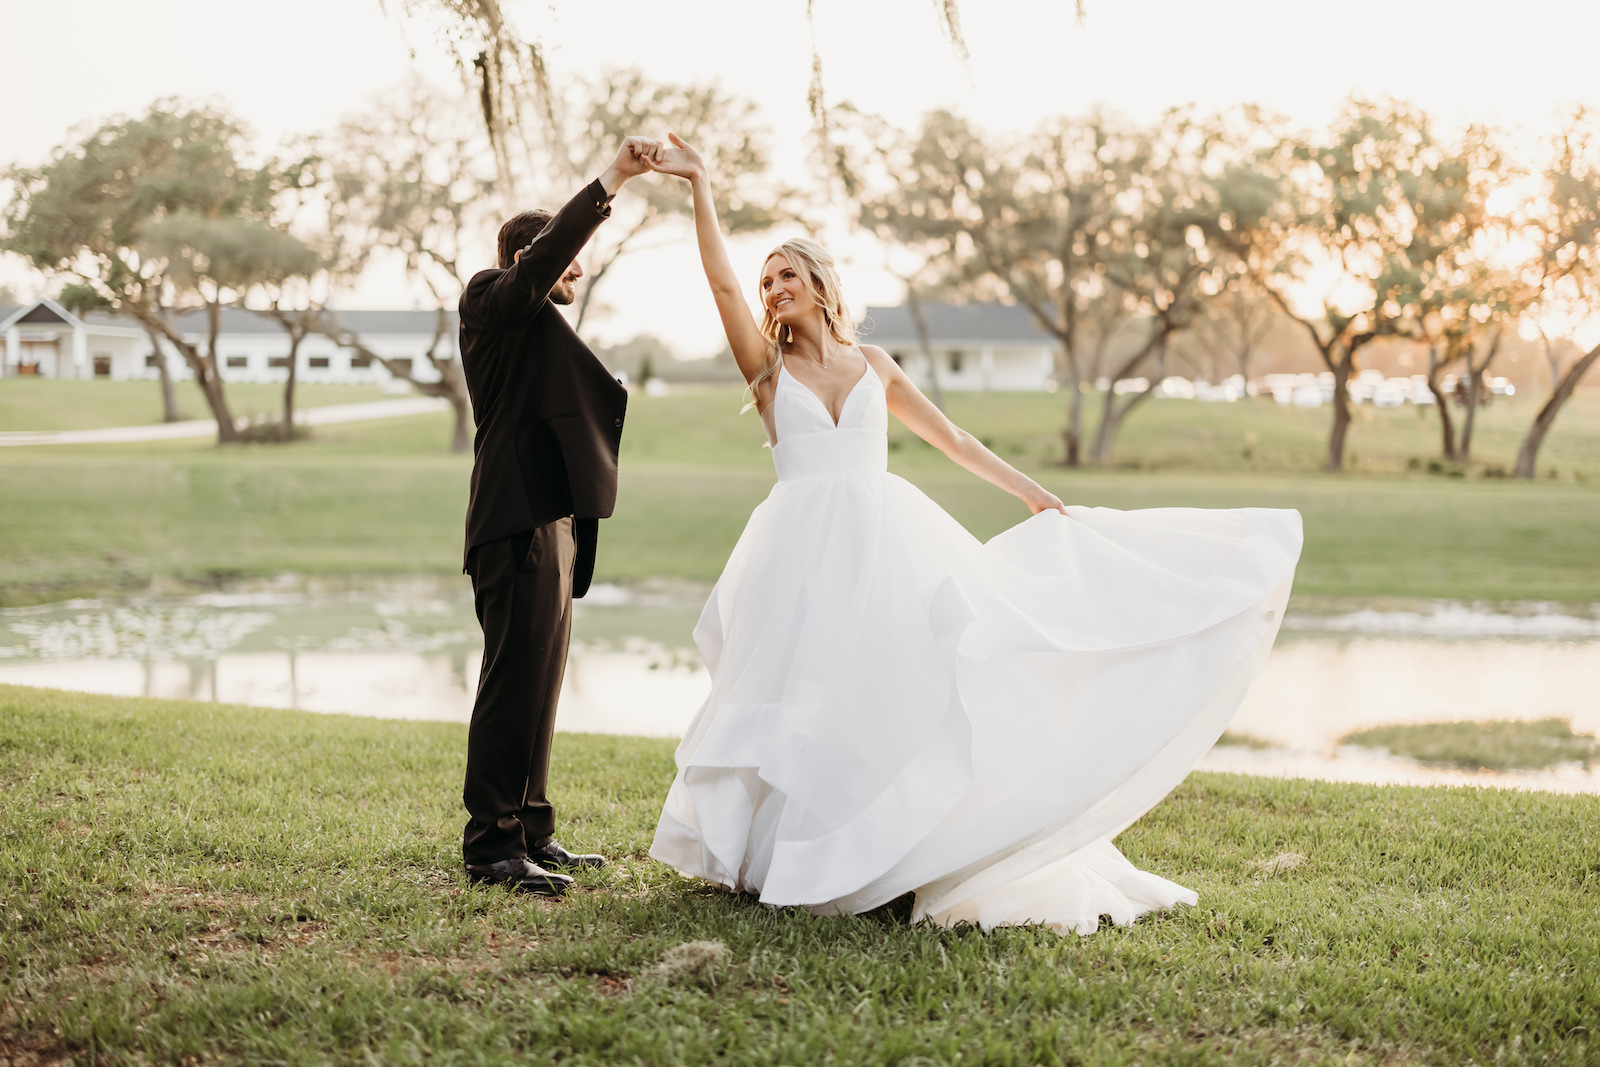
[
  {"x1": 859, "y1": 344, "x2": 906, "y2": 384},
  {"x1": 858, "y1": 343, "x2": 896, "y2": 371}
]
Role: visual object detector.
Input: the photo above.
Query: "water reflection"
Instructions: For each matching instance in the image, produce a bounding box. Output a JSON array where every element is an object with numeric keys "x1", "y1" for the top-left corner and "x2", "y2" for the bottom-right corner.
[
  {"x1": 1, "y1": 581, "x2": 1596, "y2": 791},
  {"x1": 0, "y1": 578, "x2": 707, "y2": 737}
]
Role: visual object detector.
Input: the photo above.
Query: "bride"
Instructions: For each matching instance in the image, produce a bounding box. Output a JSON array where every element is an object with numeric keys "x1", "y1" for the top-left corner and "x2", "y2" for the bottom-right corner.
[{"x1": 643, "y1": 134, "x2": 1302, "y2": 934}]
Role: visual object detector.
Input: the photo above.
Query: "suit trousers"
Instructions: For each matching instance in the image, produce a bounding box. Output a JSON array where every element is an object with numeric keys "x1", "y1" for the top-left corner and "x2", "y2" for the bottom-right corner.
[{"x1": 462, "y1": 516, "x2": 575, "y2": 864}]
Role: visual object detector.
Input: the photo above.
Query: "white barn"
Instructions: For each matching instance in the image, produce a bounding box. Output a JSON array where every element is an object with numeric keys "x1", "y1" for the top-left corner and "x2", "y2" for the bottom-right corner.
[
  {"x1": 0, "y1": 299, "x2": 455, "y2": 385},
  {"x1": 860, "y1": 303, "x2": 1058, "y2": 391}
]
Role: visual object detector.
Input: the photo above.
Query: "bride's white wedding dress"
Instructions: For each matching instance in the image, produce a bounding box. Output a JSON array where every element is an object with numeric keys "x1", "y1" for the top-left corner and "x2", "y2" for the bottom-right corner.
[{"x1": 650, "y1": 360, "x2": 1302, "y2": 934}]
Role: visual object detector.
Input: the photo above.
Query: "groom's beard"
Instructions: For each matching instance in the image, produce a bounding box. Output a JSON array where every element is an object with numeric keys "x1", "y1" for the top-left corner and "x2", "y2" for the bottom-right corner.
[{"x1": 550, "y1": 274, "x2": 580, "y2": 304}]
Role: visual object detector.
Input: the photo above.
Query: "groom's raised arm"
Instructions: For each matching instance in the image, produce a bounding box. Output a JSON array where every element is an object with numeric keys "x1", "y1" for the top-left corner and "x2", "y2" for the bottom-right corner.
[
  {"x1": 460, "y1": 137, "x2": 660, "y2": 330},
  {"x1": 459, "y1": 181, "x2": 612, "y2": 330}
]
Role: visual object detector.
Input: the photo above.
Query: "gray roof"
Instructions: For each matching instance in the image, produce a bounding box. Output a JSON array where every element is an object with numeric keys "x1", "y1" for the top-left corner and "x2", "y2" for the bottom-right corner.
[
  {"x1": 169, "y1": 307, "x2": 458, "y2": 336},
  {"x1": 16, "y1": 303, "x2": 70, "y2": 325},
  {"x1": 2, "y1": 299, "x2": 457, "y2": 337},
  {"x1": 860, "y1": 303, "x2": 1055, "y2": 346},
  {"x1": 82, "y1": 310, "x2": 145, "y2": 330}
]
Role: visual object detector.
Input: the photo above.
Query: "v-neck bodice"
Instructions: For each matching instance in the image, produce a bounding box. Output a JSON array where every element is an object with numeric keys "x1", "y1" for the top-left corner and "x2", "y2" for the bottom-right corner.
[{"x1": 765, "y1": 359, "x2": 889, "y2": 482}]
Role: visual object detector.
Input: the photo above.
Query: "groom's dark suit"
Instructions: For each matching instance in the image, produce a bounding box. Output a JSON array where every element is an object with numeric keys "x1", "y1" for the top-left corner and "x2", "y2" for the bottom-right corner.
[{"x1": 458, "y1": 179, "x2": 628, "y2": 865}]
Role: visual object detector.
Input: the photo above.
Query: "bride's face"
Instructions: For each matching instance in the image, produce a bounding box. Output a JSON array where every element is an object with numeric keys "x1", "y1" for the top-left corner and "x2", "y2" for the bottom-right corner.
[{"x1": 761, "y1": 255, "x2": 817, "y2": 325}]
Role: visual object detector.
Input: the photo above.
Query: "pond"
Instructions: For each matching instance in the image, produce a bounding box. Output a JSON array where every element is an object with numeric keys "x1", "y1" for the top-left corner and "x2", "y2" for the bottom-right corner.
[{"x1": 2, "y1": 578, "x2": 1596, "y2": 794}]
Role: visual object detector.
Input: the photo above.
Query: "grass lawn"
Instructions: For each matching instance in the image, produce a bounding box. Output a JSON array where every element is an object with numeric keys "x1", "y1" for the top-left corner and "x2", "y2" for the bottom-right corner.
[
  {"x1": 0, "y1": 379, "x2": 392, "y2": 432},
  {"x1": 1342, "y1": 719, "x2": 1600, "y2": 772},
  {"x1": 2, "y1": 684, "x2": 1597, "y2": 1065},
  {"x1": 2, "y1": 386, "x2": 1599, "y2": 606}
]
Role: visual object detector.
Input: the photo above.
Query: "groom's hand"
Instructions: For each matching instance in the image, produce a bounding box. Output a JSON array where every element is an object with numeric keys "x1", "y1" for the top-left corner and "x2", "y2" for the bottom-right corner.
[{"x1": 599, "y1": 136, "x2": 663, "y2": 195}]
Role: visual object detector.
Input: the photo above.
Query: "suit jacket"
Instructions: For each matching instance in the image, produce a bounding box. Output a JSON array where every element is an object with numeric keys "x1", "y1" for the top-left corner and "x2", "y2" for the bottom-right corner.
[{"x1": 459, "y1": 180, "x2": 628, "y2": 598}]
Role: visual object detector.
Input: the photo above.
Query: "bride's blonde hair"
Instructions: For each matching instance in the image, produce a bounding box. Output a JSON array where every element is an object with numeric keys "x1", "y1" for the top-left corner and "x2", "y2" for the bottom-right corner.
[{"x1": 745, "y1": 238, "x2": 857, "y2": 407}]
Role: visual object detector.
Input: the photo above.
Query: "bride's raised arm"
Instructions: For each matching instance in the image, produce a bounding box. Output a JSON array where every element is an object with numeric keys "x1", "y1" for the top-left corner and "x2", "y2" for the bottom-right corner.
[
  {"x1": 863, "y1": 345, "x2": 1068, "y2": 516},
  {"x1": 648, "y1": 133, "x2": 772, "y2": 392}
]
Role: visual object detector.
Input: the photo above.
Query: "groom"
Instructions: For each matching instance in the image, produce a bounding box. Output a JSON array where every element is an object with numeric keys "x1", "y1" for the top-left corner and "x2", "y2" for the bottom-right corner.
[{"x1": 457, "y1": 136, "x2": 658, "y2": 895}]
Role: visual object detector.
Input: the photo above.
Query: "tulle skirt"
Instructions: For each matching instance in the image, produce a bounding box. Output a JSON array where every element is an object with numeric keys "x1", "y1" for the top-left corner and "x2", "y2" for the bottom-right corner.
[{"x1": 650, "y1": 467, "x2": 1301, "y2": 934}]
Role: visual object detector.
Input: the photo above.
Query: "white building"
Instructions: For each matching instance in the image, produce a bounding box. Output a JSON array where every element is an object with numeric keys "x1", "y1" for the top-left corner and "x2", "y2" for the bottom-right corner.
[
  {"x1": 860, "y1": 303, "x2": 1058, "y2": 391},
  {"x1": 0, "y1": 298, "x2": 454, "y2": 385}
]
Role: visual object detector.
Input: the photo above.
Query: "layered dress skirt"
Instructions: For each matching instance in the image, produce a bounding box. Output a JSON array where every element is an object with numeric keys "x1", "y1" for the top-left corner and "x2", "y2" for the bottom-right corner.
[{"x1": 650, "y1": 363, "x2": 1302, "y2": 933}]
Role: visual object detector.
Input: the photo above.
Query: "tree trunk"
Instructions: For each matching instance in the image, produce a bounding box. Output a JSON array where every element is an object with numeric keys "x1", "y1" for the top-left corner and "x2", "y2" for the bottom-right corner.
[
  {"x1": 195, "y1": 367, "x2": 240, "y2": 443},
  {"x1": 1064, "y1": 374, "x2": 1083, "y2": 467},
  {"x1": 281, "y1": 330, "x2": 303, "y2": 441},
  {"x1": 314, "y1": 312, "x2": 474, "y2": 453},
  {"x1": 905, "y1": 286, "x2": 944, "y2": 412},
  {"x1": 1325, "y1": 356, "x2": 1352, "y2": 472},
  {"x1": 142, "y1": 323, "x2": 181, "y2": 423},
  {"x1": 141, "y1": 307, "x2": 238, "y2": 442},
  {"x1": 1090, "y1": 375, "x2": 1159, "y2": 463},
  {"x1": 1458, "y1": 329, "x2": 1502, "y2": 463},
  {"x1": 1426, "y1": 344, "x2": 1457, "y2": 461},
  {"x1": 1459, "y1": 364, "x2": 1480, "y2": 462},
  {"x1": 448, "y1": 389, "x2": 472, "y2": 453},
  {"x1": 1514, "y1": 341, "x2": 1600, "y2": 479},
  {"x1": 1090, "y1": 338, "x2": 1165, "y2": 463},
  {"x1": 1049, "y1": 338, "x2": 1084, "y2": 467},
  {"x1": 573, "y1": 212, "x2": 653, "y2": 336}
]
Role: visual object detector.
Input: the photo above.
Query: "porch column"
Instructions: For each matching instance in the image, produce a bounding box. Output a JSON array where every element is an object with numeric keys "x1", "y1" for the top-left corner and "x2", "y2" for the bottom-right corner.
[
  {"x1": 72, "y1": 324, "x2": 88, "y2": 378},
  {"x1": 981, "y1": 346, "x2": 994, "y2": 391},
  {"x1": 3, "y1": 327, "x2": 16, "y2": 376}
]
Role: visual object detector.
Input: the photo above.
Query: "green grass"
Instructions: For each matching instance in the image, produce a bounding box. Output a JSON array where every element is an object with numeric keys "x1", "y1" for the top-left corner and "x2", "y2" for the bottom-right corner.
[
  {"x1": 1342, "y1": 719, "x2": 1600, "y2": 772},
  {"x1": 2, "y1": 684, "x2": 1597, "y2": 1065},
  {"x1": 1217, "y1": 731, "x2": 1274, "y2": 749},
  {"x1": 2, "y1": 386, "x2": 1599, "y2": 606},
  {"x1": 0, "y1": 378, "x2": 391, "y2": 432}
]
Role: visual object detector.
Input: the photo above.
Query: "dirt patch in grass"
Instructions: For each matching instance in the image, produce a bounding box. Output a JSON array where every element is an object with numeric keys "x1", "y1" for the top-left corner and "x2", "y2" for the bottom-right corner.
[{"x1": 0, "y1": 1024, "x2": 71, "y2": 1067}]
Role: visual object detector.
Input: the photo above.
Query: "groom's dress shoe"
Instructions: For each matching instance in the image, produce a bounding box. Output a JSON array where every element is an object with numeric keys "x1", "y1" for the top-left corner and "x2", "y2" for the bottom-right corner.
[
  {"x1": 528, "y1": 840, "x2": 608, "y2": 872},
  {"x1": 465, "y1": 857, "x2": 574, "y2": 896}
]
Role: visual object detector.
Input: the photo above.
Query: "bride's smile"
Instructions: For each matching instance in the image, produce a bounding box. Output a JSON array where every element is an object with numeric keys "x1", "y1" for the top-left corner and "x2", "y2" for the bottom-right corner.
[{"x1": 762, "y1": 256, "x2": 813, "y2": 321}]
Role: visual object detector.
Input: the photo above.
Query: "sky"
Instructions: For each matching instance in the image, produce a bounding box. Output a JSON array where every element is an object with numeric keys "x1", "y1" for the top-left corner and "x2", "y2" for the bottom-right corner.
[{"x1": 3, "y1": 0, "x2": 1598, "y2": 356}]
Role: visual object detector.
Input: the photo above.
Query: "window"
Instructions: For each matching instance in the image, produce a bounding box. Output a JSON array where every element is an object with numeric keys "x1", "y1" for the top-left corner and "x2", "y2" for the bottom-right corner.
[
  {"x1": 890, "y1": 351, "x2": 903, "y2": 366},
  {"x1": 388, "y1": 358, "x2": 413, "y2": 375},
  {"x1": 145, "y1": 354, "x2": 162, "y2": 368},
  {"x1": 948, "y1": 350, "x2": 964, "y2": 374},
  {"x1": 308, "y1": 356, "x2": 330, "y2": 369},
  {"x1": 267, "y1": 356, "x2": 290, "y2": 369},
  {"x1": 350, "y1": 353, "x2": 373, "y2": 368},
  {"x1": 227, "y1": 355, "x2": 249, "y2": 369},
  {"x1": 93, "y1": 355, "x2": 111, "y2": 377}
]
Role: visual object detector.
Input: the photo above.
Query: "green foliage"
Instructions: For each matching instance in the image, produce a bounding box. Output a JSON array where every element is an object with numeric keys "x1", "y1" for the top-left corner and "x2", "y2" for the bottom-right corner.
[
  {"x1": 1, "y1": 101, "x2": 319, "y2": 442},
  {"x1": 53, "y1": 283, "x2": 110, "y2": 317},
  {"x1": 2, "y1": 103, "x2": 269, "y2": 278},
  {"x1": 2, "y1": 685, "x2": 1598, "y2": 1064},
  {"x1": 1342, "y1": 719, "x2": 1600, "y2": 771}
]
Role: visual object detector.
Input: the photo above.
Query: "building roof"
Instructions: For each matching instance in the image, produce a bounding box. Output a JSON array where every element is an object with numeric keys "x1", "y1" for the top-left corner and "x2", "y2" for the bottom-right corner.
[
  {"x1": 17, "y1": 304, "x2": 70, "y2": 325},
  {"x1": 1, "y1": 297, "x2": 457, "y2": 338},
  {"x1": 859, "y1": 303, "x2": 1055, "y2": 346},
  {"x1": 167, "y1": 307, "x2": 458, "y2": 336}
]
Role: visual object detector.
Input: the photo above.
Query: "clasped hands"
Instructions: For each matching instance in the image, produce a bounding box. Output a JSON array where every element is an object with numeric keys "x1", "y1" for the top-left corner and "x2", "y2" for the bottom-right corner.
[{"x1": 601, "y1": 133, "x2": 707, "y2": 194}]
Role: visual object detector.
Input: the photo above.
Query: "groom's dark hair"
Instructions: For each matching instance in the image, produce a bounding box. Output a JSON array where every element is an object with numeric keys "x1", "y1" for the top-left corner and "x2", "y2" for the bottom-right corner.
[{"x1": 497, "y1": 209, "x2": 554, "y2": 269}]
